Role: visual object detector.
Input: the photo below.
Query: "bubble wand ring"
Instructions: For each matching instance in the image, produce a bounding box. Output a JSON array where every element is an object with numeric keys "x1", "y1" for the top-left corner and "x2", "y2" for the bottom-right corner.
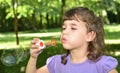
[{"x1": 36, "y1": 40, "x2": 46, "y2": 49}]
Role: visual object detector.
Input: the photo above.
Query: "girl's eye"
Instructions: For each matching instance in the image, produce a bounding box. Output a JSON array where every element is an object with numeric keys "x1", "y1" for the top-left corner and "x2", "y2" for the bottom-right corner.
[
  {"x1": 61, "y1": 27, "x2": 66, "y2": 30},
  {"x1": 71, "y1": 28, "x2": 77, "y2": 30}
]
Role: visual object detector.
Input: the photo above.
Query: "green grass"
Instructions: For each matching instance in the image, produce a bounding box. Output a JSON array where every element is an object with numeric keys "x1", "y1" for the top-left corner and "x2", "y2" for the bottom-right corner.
[
  {"x1": 104, "y1": 24, "x2": 120, "y2": 44},
  {"x1": 0, "y1": 25, "x2": 120, "y2": 73},
  {"x1": 0, "y1": 28, "x2": 61, "y2": 49}
]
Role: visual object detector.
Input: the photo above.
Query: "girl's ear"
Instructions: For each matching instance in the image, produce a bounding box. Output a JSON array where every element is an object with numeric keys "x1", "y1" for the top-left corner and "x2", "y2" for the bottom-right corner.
[{"x1": 86, "y1": 31, "x2": 96, "y2": 42}]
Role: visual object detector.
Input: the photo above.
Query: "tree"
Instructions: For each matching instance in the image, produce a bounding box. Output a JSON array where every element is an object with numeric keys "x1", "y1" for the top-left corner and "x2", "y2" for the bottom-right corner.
[{"x1": 12, "y1": 0, "x2": 19, "y2": 45}]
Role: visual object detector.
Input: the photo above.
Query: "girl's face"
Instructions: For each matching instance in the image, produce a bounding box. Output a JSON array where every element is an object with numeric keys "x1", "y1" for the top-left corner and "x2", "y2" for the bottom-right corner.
[{"x1": 61, "y1": 19, "x2": 90, "y2": 50}]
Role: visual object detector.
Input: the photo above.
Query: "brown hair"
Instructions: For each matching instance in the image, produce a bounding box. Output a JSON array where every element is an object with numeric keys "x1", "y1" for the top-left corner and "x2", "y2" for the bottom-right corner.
[{"x1": 61, "y1": 7, "x2": 105, "y2": 65}]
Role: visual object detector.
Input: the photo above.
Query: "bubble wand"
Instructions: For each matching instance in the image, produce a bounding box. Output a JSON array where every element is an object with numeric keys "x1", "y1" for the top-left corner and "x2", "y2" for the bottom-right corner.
[{"x1": 36, "y1": 38, "x2": 56, "y2": 49}]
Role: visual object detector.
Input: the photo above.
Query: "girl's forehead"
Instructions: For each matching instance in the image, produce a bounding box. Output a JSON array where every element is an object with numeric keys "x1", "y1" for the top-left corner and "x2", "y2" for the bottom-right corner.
[
  {"x1": 63, "y1": 20, "x2": 78, "y2": 25},
  {"x1": 63, "y1": 19, "x2": 86, "y2": 26}
]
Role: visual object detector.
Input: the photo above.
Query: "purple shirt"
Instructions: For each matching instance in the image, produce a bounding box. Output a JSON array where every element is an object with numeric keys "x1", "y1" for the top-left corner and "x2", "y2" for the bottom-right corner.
[{"x1": 46, "y1": 55, "x2": 118, "y2": 73}]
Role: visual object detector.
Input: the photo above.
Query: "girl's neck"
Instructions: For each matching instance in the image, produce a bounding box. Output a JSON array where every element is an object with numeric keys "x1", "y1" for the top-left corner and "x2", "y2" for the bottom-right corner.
[{"x1": 70, "y1": 48, "x2": 89, "y2": 64}]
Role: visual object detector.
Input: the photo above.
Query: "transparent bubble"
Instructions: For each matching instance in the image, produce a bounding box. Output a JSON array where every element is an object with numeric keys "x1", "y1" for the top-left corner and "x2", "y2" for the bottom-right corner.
[
  {"x1": 1, "y1": 46, "x2": 29, "y2": 66},
  {"x1": 16, "y1": 48, "x2": 29, "y2": 63},
  {"x1": 1, "y1": 55, "x2": 16, "y2": 66}
]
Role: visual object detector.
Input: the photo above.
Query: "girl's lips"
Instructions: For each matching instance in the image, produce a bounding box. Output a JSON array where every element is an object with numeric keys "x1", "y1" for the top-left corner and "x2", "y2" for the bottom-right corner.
[{"x1": 61, "y1": 37, "x2": 67, "y2": 43}]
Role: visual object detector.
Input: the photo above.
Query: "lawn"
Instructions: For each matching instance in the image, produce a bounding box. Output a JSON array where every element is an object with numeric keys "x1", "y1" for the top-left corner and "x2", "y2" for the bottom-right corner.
[{"x1": 0, "y1": 25, "x2": 120, "y2": 73}]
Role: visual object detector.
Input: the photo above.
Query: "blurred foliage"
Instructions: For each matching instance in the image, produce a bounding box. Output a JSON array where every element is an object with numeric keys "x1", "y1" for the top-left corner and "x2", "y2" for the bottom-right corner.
[{"x1": 0, "y1": 0, "x2": 120, "y2": 32}]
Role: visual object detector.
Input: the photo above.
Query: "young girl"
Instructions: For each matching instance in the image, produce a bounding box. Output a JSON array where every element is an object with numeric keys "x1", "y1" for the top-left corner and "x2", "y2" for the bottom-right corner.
[{"x1": 26, "y1": 7, "x2": 118, "y2": 73}]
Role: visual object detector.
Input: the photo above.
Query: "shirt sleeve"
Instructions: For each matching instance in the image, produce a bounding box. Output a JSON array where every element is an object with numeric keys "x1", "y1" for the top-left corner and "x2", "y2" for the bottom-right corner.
[
  {"x1": 46, "y1": 56, "x2": 56, "y2": 73},
  {"x1": 100, "y1": 56, "x2": 118, "y2": 73}
]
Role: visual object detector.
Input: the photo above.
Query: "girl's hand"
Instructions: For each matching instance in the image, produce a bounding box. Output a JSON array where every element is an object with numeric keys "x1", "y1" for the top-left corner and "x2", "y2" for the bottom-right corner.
[{"x1": 30, "y1": 38, "x2": 45, "y2": 59}]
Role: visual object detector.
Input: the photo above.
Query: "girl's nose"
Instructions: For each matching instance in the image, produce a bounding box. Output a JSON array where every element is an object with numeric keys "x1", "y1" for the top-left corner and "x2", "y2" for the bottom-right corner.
[{"x1": 62, "y1": 28, "x2": 70, "y2": 35}]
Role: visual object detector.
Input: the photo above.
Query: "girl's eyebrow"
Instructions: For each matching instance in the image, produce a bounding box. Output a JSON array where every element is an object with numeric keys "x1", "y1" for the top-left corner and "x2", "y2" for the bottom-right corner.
[
  {"x1": 71, "y1": 23, "x2": 78, "y2": 26},
  {"x1": 62, "y1": 23, "x2": 77, "y2": 27}
]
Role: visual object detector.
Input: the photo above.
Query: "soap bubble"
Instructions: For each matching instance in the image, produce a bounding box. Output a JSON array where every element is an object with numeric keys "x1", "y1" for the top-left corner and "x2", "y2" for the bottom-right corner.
[
  {"x1": 1, "y1": 49, "x2": 17, "y2": 66},
  {"x1": 1, "y1": 46, "x2": 29, "y2": 66},
  {"x1": 16, "y1": 48, "x2": 29, "y2": 63},
  {"x1": 1, "y1": 54, "x2": 16, "y2": 66}
]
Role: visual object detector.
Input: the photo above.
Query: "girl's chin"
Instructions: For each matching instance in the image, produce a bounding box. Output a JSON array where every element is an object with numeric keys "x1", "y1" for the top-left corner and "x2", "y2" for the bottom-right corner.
[{"x1": 62, "y1": 45, "x2": 73, "y2": 50}]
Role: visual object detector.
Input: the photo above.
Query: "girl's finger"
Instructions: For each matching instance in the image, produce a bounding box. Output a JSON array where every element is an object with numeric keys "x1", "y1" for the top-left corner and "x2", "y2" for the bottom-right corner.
[{"x1": 30, "y1": 45, "x2": 38, "y2": 49}]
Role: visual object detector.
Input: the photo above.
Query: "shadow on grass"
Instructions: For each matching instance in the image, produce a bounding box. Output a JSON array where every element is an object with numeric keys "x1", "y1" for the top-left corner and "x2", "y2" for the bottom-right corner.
[
  {"x1": 105, "y1": 31, "x2": 120, "y2": 40},
  {"x1": 105, "y1": 44, "x2": 120, "y2": 55},
  {"x1": 0, "y1": 44, "x2": 119, "y2": 73}
]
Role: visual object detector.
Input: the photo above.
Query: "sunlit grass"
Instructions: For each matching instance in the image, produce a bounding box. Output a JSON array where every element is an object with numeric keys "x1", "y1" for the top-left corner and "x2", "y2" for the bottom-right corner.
[
  {"x1": 104, "y1": 24, "x2": 120, "y2": 32},
  {"x1": 105, "y1": 40, "x2": 120, "y2": 44}
]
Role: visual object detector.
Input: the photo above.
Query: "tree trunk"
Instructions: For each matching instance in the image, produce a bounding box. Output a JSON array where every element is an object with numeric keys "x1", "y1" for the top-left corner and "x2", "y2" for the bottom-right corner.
[
  {"x1": 117, "y1": 11, "x2": 120, "y2": 23},
  {"x1": 46, "y1": 13, "x2": 49, "y2": 28},
  {"x1": 12, "y1": 0, "x2": 19, "y2": 45},
  {"x1": 60, "y1": 0, "x2": 66, "y2": 25},
  {"x1": 61, "y1": 0, "x2": 66, "y2": 16}
]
